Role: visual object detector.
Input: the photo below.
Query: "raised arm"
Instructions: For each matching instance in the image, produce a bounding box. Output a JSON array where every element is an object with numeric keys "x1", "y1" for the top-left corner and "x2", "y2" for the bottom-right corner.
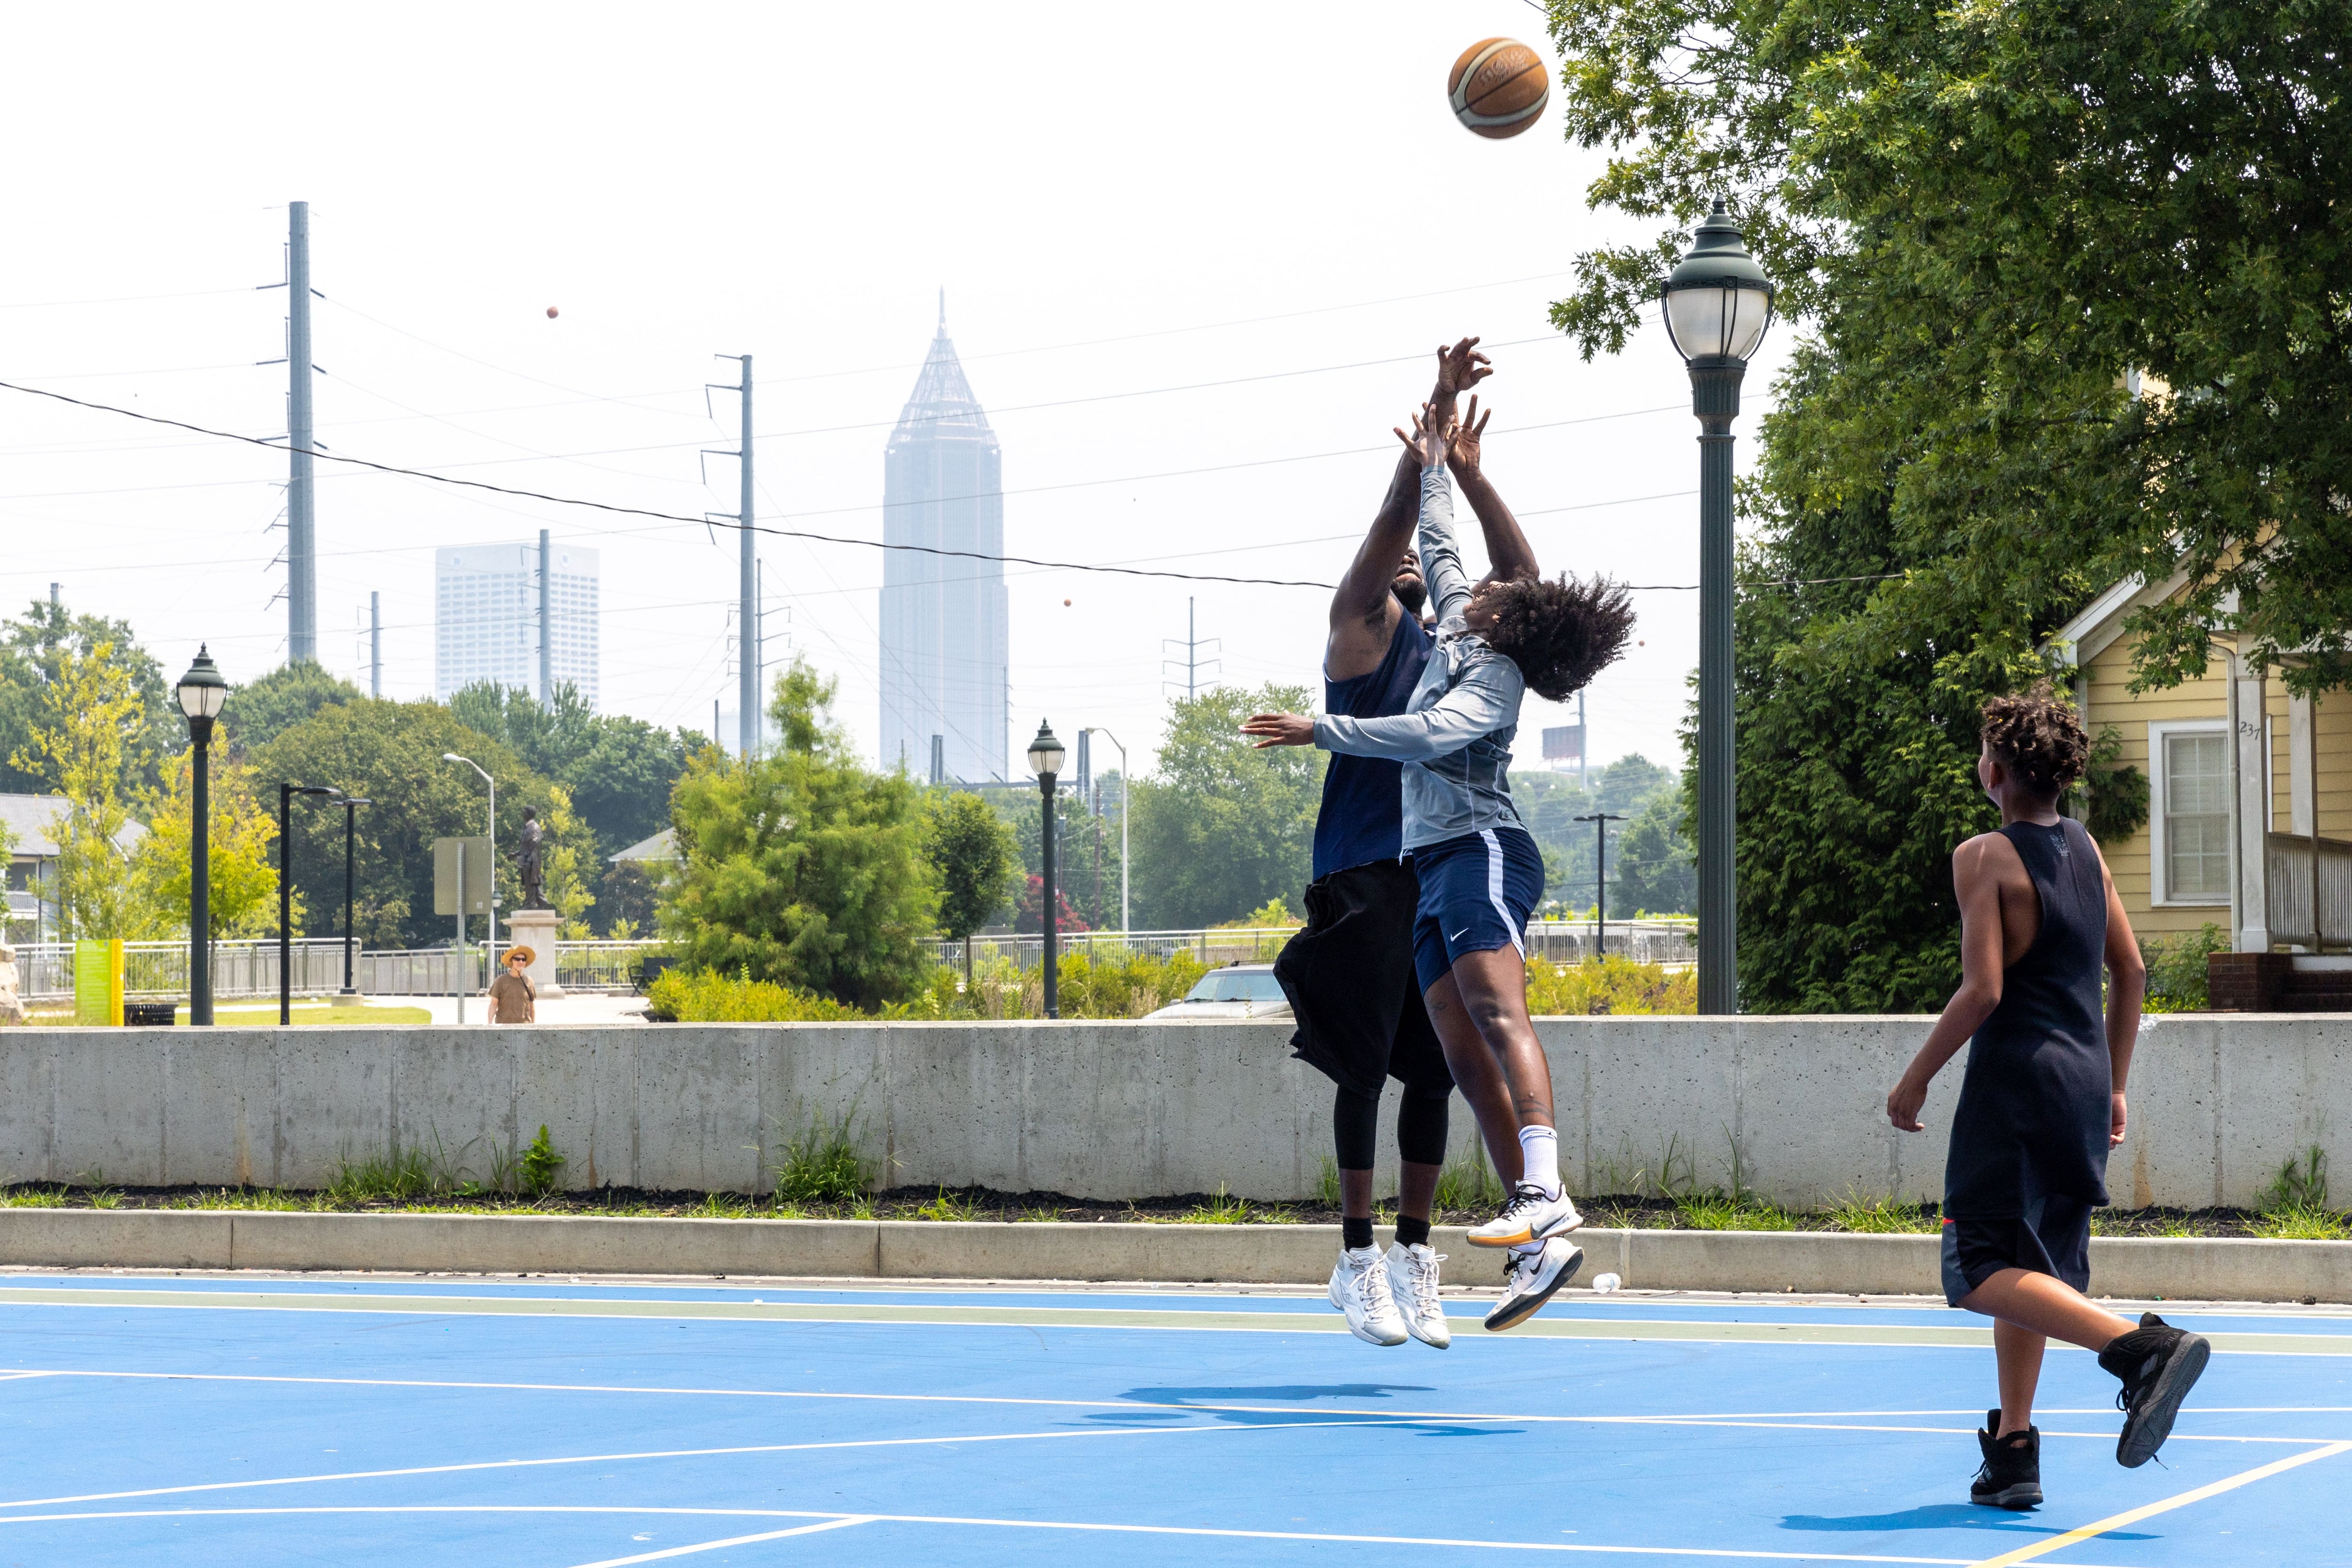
[
  {"x1": 1447, "y1": 395, "x2": 1539, "y2": 584},
  {"x1": 1325, "y1": 339, "x2": 1491, "y2": 680}
]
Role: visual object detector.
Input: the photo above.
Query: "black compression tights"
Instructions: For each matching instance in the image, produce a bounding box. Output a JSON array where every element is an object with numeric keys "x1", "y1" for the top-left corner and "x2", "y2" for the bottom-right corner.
[{"x1": 1333, "y1": 1083, "x2": 1450, "y2": 1171}]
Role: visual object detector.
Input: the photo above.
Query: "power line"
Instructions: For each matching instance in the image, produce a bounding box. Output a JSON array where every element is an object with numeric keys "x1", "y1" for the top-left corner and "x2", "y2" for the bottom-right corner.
[{"x1": 0, "y1": 378, "x2": 1702, "y2": 592}]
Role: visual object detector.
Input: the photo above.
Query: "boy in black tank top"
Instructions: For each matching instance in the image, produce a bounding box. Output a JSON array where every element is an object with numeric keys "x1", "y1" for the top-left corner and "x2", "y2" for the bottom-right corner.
[{"x1": 1887, "y1": 689, "x2": 2209, "y2": 1509}]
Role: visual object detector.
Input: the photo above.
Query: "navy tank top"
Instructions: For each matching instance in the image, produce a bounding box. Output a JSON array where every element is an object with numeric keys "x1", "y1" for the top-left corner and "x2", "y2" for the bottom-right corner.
[
  {"x1": 1943, "y1": 817, "x2": 2114, "y2": 1218},
  {"x1": 1311, "y1": 614, "x2": 1433, "y2": 878}
]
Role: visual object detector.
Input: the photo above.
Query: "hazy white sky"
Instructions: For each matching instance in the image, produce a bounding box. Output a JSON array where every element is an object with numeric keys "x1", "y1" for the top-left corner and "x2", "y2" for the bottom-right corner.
[{"x1": 0, "y1": 2, "x2": 1786, "y2": 779}]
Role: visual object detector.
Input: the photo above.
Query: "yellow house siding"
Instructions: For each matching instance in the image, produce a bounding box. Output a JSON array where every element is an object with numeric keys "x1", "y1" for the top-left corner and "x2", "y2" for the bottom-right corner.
[
  {"x1": 2314, "y1": 692, "x2": 2352, "y2": 842},
  {"x1": 2081, "y1": 635, "x2": 2230, "y2": 940}
]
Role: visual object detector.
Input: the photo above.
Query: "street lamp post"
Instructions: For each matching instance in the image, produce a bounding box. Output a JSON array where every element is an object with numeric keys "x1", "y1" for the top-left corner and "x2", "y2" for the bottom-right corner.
[
  {"x1": 1026, "y1": 720, "x2": 1066, "y2": 1019},
  {"x1": 174, "y1": 647, "x2": 228, "y2": 1026},
  {"x1": 441, "y1": 753, "x2": 498, "y2": 974},
  {"x1": 1573, "y1": 811, "x2": 1627, "y2": 963},
  {"x1": 1662, "y1": 197, "x2": 1774, "y2": 1016},
  {"x1": 278, "y1": 781, "x2": 339, "y2": 1025},
  {"x1": 336, "y1": 796, "x2": 372, "y2": 997},
  {"x1": 1081, "y1": 727, "x2": 1129, "y2": 934}
]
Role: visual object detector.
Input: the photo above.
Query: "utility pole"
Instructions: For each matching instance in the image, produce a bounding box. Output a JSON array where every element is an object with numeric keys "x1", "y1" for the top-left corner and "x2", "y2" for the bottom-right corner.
[
  {"x1": 536, "y1": 528, "x2": 552, "y2": 706},
  {"x1": 368, "y1": 591, "x2": 381, "y2": 697},
  {"x1": 705, "y1": 355, "x2": 756, "y2": 755},
  {"x1": 286, "y1": 201, "x2": 317, "y2": 666},
  {"x1": 1578, "y1": 689, "x2": 1588, "y2": 795},
  {"x1": 1162, "y1": 597, "x2": 1220, "y2": 700}
]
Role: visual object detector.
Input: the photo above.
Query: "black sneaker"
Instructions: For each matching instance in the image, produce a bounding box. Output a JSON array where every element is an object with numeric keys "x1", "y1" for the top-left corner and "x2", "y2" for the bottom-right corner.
[
  {"x1": 2097, "y1": 1312, "x2": 2211, "y2": 1467},
  {"x1": 1970, "y1": 1409, "x2": 2042, "y2": 1510}
]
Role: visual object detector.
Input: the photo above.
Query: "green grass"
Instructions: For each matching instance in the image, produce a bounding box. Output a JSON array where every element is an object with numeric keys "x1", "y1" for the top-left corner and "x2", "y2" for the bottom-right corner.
[
  {"x1": 773, "y1": 1106, "x2": 874, "y2": 1204},
  {"x1": 202, "y1": 1005, "x2": 435, "y2": 1027},
  {"x1": 1434, "y1": 1145, "x2": 1506, "y2": 1212},
  {"x1": 1825, "y1": 1191, "x2": 1939, "y2": 1234},
  {"x1": 914, "y1": 1187, "x2": 982, "y2": 1223},
  {"x1": 0, "y1": 1187, "x2": 66, "y2": 1208},
  {"x1": 1317, "y1": 1156, "x2": 1341, "y2": 1209},
  {"x1": 1177, "y1": 1185, "x2": 1253, "y2": 1224},
  {"x1": 688, "y1": 1192, "x2": 755, "y2": 1219},
  {"x1": 1016, "y1": 1205, "x2": 1064, "y2": 1223},
  {"x1": 1673, "y1": 1191, "x2": 1797, "y2": 1231},
  {"x1": 2248, "y1": 1205, "x2": 2352, "y2": 1241}
]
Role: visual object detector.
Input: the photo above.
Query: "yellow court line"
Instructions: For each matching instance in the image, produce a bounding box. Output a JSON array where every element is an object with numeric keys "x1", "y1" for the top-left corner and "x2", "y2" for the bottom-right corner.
[{"x1": 1965, "y1": 1440, "x2": 2352, "y2": 1568}]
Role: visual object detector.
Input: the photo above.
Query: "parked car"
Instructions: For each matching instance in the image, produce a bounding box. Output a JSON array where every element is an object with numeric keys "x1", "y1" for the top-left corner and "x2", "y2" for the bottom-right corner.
[{"x1": 1142, "y1": 963, "x2": 1293, "y2": 1022}]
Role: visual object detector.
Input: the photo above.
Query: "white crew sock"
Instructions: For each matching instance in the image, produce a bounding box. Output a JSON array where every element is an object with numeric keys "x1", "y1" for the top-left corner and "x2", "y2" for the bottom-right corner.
[{"x1": 1518, "y1": 1124, "x2": 1562, "y2": 1200}]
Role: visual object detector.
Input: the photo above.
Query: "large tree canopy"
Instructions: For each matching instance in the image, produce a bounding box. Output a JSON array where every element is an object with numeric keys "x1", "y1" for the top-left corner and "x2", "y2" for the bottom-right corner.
[
  {"x1": 1548, "y1": 0, "x2": 2352, "y2": 692},
  {"x1": 1546, "y1": 0, "x2": 2350, "y2": 1006},
  {"x1": 1129, "y1": 685, "x2": 1323, "y2": 929}
]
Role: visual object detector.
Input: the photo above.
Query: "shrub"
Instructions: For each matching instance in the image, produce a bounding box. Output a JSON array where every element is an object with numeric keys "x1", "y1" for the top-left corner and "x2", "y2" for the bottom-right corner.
[
  {"x1": 2140, "y1": 923, "x2": 2228, "y2": 1013},
  {"x1": 648, "y1": 967, "x2": 873, "y2": 1023},
  {"x1": 774, "y1": 1106, "x2": 874, "y2": 1202},
  {"x1": 1524, "y1": 954, "x2": 1695, "y2": 1016}
]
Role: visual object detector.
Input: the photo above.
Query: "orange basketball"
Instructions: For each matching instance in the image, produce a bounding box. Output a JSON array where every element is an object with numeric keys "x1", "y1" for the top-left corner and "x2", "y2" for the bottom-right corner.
[
  {"x1": 546, "y1": 305, "x2": 560, "y2": 318},
  {"x1": 1447, "y1": 37, "x2": 1549, "y2": 139}
]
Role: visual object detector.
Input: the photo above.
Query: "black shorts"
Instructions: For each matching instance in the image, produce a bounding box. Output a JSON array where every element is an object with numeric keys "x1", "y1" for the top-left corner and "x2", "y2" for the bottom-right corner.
[
  {"x1": 1940, "y1": 1194, "x2": 2094, "y2": 1308},
  {"x1": 1273, "y1": 860, "x2": 1454, "y2": 1101}
]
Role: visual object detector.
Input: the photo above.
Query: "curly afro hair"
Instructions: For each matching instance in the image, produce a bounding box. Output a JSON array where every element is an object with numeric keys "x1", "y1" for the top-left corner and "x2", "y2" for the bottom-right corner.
[
  {"x1": 1480, "y1": 573, "x2": 1637, "y2": 703},
  {"x1": 1980, "y1": 684, "x2": 2089, "y2": 798}
]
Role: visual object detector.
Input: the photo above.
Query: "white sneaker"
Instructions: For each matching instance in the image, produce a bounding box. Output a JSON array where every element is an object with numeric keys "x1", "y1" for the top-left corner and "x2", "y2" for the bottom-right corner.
[
  {"x1": 1465, "y1": 1182, "x2": 1583, "y2": 1249},
  {"x1": 1328, "y1": 1245, "x2": 1409, "y2": 1346},
  {"x1": 1384, "y1": 1241, "x2": 1451, "y2": 1350},
  {"x1": 1483, "y1": 1236, "x2": 1583, "y2": 1332}
]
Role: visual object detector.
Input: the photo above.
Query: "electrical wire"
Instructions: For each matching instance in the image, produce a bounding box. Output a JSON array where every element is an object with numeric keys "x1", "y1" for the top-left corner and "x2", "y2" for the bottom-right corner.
[{"x1": 0, "y1": 377, "x2": 1697, "y2": 591}]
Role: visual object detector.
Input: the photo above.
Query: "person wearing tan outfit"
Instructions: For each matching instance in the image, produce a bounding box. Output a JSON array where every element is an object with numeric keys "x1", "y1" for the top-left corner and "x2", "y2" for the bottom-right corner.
[{"x1": 487, "y1": 946, "x2": 536, "y2": 1024}]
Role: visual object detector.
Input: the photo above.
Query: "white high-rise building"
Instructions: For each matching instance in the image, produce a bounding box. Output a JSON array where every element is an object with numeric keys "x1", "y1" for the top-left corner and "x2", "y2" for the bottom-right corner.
[{"x1": 434, "y1": 541, "x2": 600, "y2": 707}]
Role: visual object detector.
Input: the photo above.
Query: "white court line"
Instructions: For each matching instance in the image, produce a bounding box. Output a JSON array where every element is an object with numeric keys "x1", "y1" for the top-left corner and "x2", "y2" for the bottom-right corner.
[
  {"x1": 0, "y1": 1368, "x2": 2329, "y2": 1446},
  {"x1": 566, "y1": 1515, "x2": 872, "y2": 1567},
  {"x1": 1964, "y1": 1439, "x2": 2352, "y2": 1568},
  {"x1": 0, "y1": 1416, "x2": 1452, "y2": 1513},
  {"x1": 0, "y1": 1504, "x2": 2105, "y2": 1565}
]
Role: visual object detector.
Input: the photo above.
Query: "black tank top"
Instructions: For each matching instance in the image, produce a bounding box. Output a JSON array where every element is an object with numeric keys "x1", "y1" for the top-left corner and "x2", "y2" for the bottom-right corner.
[{"x1": 1942, "y1": 817, "x2": 2113, "y2": 1217}]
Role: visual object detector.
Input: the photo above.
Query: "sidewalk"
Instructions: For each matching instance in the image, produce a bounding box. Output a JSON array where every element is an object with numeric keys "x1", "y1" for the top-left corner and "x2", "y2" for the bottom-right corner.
[{"x1": 398, "y1": 992, "x2": 652, "y2": 1027}]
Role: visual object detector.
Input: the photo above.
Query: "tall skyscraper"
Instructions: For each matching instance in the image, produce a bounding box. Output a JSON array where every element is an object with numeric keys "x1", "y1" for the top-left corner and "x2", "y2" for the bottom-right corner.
[
  {"x1": 878, "y1": 302, "x2": 1008, "y2": 781},
  {"x1": 435, "y1": 541, "x2": 601, "y2": 707}
]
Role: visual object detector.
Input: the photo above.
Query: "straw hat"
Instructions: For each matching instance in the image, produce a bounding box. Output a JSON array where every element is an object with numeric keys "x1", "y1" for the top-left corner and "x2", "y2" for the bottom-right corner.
[{"x1": 502, "y1": 945, "x2": 537, "y2": 967}]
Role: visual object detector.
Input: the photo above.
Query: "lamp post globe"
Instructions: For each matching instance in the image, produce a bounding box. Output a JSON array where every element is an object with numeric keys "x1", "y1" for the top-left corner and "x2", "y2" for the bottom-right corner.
[
  {"x1": 175, "y1": 647, "x2": 229, "y2": 1026},
  {"x1": 1664, "y1": 198, "x2": 1772, "y2": 1017},
  {"x1": 1027, "y1": 720, "x2": 1065, "y2": 1019}
]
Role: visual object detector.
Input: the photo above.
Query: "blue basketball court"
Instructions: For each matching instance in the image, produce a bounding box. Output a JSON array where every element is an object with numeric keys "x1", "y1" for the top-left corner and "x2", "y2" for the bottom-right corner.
[{"x1": 0, "y1": 1272, "x2": 2343, "y2": 1565}]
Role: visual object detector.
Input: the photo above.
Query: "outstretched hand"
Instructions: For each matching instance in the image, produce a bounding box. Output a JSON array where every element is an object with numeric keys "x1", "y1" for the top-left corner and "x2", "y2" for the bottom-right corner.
[
  {"x1": 1392, "y1": 402, "x2": 1454, "y2": 469},
  {"x1": 1448, "y1": 395, "x2": 1493, "y2": 477},
  {"x1": 1434, "y1": 336, "x2": 1492, "y2": 401},
  {"x1": 1241, "y1": 713, "x2": 1315, "y2": 748}
]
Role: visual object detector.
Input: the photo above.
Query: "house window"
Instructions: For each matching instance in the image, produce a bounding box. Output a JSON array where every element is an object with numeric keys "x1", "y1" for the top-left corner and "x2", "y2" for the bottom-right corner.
[{"x1": 2150, "y1": 722, "x2": 2230, "y2": 904}]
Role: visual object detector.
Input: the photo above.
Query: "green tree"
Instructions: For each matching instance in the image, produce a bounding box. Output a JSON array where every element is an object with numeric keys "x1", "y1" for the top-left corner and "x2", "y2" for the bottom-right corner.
[
  {"x1": 1545, "y1": 0, "x2": 2352, "y2": 692},
  {"x1": 254, "y1": 700, "x2": 567, "y2": 947},
  {"x1": 11, "y1": 638, "x2": 145, "y2": 937},
  {"x1": 660, "y1": 658, "x2": 934, "y2": 1008},
  {"x1": 1612, "y1": 786, "x2": 1695, "y2": 916},
  {"x1": 451, "y1": 681, "x2": 692, "y2": 859},
  {"x1": 0, "y1": 598, "x2": 176, "y2": 800},
  {"x1": 217, "y1": 661, "x2": 361, "y2": 753},
  {"x1": 922, "y1": 788, "x2": 1015, "y2": 941},
  {"x1": 125, "y1": 741, "x2": 287, "y2": 939},
  {"x1": 1129, "y1": 685, "x2": 1323, "y2": 929}
]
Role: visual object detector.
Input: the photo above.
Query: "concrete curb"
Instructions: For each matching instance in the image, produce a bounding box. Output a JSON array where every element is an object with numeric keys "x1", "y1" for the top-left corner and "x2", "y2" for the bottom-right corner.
[{"x1": 0, "y1": 1210, "x2": 2344, "y2": 1302}]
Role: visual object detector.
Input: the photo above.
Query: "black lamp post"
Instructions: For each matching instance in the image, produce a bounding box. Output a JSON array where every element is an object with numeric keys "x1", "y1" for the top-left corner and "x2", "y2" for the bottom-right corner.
[
  {"x1": 336, "y1": 796, "x2": 371, "y2": 997},
  {"x1": 1662, "y1": 197, "x2": 1774, "y2": 1016},
  {"x1": 174, "y1": 647, "x2": 228, "y2": 1026},
  {"x1": 278, "y1": 782, "x2": 340, "y2": 1025},
  {"x1": 1026, "y1": 719, "x2": 1066, "y2": 1019},
  {"x1": 1573, "y1": 811, "x2": 1627, "y2": 963}
]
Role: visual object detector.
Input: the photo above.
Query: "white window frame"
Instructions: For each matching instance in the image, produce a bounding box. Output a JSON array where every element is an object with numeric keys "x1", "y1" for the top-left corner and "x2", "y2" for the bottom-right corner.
[{"x1": 2148, "y1": 718, "x2": 2231, "y2": 906}]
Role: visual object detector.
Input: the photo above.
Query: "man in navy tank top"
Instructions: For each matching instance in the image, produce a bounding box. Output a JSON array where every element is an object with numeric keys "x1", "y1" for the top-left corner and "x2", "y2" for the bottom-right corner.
[
  {"x1": 1887, "y1": 688, "x2": 2209, "y2": 1510},
  {"x1": 1269, "y1": 337, "x2": 1536, "y2": 1350}
]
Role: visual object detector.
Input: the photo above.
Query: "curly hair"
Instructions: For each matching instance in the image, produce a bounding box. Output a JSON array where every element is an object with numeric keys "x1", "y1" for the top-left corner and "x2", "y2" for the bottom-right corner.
[
  {"x1": 1980, "y1": 684, "x2": 2089, "y2": 798},
  {"x1": 1480, "y1": 573, "x2": 1637, "y2": 703}
]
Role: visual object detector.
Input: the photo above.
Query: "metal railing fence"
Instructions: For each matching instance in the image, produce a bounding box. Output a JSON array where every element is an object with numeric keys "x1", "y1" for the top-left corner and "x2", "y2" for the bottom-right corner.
[
  {"x1": 11, "y1": 939, "x2": 667, "y2": 1001},
  {"x1": 921, "y1": 919, "x2": 1696, "y2": 973},
  {"x1": 2265, "y1": 832, "x2": 2352, "y2": 952}
]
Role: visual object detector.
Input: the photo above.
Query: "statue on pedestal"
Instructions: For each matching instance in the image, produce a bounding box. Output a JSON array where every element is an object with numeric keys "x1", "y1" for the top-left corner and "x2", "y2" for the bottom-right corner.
[{"x1": 513, "y1": 808, "x2": 551, "y2": 910}]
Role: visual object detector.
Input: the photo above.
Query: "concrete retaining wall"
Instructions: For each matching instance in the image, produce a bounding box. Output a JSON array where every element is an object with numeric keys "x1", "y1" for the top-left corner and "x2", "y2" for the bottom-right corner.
[
  {"x1": 0, "y1": 1014, "x2": 2346, "y2": 1210},
  {"x1": 4, "y1": 1210, "x2": 2347, "y2": 1302}
]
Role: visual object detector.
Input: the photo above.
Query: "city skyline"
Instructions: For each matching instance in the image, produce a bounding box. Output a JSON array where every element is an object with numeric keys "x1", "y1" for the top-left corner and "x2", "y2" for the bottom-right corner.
[{"x1": 434, "y1": 540, "x2": 600, "y2": 708}]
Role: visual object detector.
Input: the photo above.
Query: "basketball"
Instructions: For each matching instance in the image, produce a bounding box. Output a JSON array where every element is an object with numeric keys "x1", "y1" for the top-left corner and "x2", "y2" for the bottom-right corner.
[
  {"x1": 546, "y1": 305, "x2": 560, "y2": 318},
  {"x1": 1447, "y1": 38, "x2": 1549, "y2": 139}
]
